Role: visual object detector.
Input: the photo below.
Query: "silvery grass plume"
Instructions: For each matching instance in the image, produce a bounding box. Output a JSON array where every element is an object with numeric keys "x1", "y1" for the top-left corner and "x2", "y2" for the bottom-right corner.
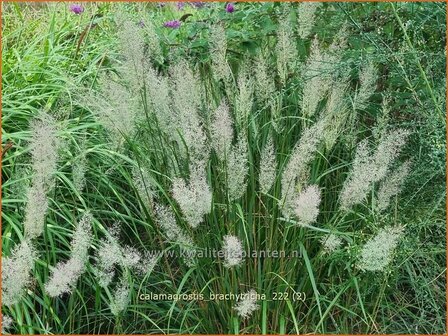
[
  {"x1": 372, "y1": 96, "x2": 391, "y2": 142},
  {"x1": 301, "y1": 38, "x2": 328, "y2": 117},
  {"x1": 29, "y1": 112, "x2": 59, "y2": 188},
  {"x1": 172, "y1": 161, "x2": 212, "y2": 229},
  {"x1": 23, "y1": 181, "x2": 49, "y2": 239},
  {"x1": 233, "y1": 289, "x2": 260, "y2": 319},
  {"x1": 340, "y1": 129, "x2": 409, "y2": 210},
  {"x1": 321, "y1": 233, "x2": 343, "y2": 253},
  {"x1": 2, "y1": 240, "x2": 35, "y2": 306},
  {"x1": 222, "y1": 235, "x2": 244, "y2": 268},
  {"x1": 281, "y1": 119, "x2": 325, "y2": 217},
  {"x1": 297, "y1": 2, "x2": 321, "y2": 39},
  {"x1": 276, "y1": 4, "x2": 297, "y2": 84},
  {"x1": 235, "y1": 62, "x2": 253, "y2": 131},
  {"x1": 109, "y1": 276, "x2": 130, "y2": 316},
  {"x1": 322, "y1": 80, "x2": 350, "y2": 151},
  {"x1": 259, "y1": 134, "x2": 277, "y2": 194},
  {"x1": 170, "y1": 60, "x2": 208, "y2": 162},
  {"x1": 72, "y1": 139, "x2": 87, "y2": 193},
  {"x1": 45, "y1": 213, "x2": 93, "y2": 297},
  {"x1": 294, "y1": 185, "x2": 321, "y2": 226},
  {"x1": 209, "y1": 23, "x2": 231, "y2": 82},
  {"x1": 1, "y1": 315, "x2": 13, "y2": 334},
  {"x1": 140, "y1": 18, "x2": 163, "y2": 64},
  {"x1": 358, "y1": 225, "x2": 404, "y2": 271},
  {"x1": 226, "y1": 134, "x2": 249, "y2": 201},
  {"x1": 155, "y1": 204, "x2": 197, "y2": 266},
  {"x1": 85, "y1": 75, "x2": 138, "y2": 147},
  {"x1": 375, "y1": 161, "x2": 411, "y2": 213},
  {"x1": 93, "y1": 224, "x2": 156, "y2": 287},
  {"x1": 354, "y1": 61, "x2": 378, "y2": 111},
  {"x1": 117, "y1": 19, "x2": 145, "y2": 91},
  {"x1": 210, "y1": 99, "x2": 233, "y2": 161},
  {"x1": 133, "y1": 166, "x2": 156, "y2": 211},
  {"x1": 254, "y1": 51, "x2": 275, "y2": 103}
]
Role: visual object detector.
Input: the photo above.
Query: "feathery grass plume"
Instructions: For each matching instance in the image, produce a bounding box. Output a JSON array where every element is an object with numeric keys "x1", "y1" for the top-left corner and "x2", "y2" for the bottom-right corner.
[
  {"x1": 29, "y1": 112, "x2": 59, "y2": 188},
  {"x1": 297, "y1": 2, "x2": 321, "y2": 39},
  {"x1": 354, "y1": 61, "x2": 378, "y2": 110},
  {"x1": 154, "y1": 204, "x2": 197, "y2": 266},
  {"x1": 233, "y1": 289, "x2": 260, "y2": 319},
  {"x1": 170, "y1": 59, "x2": 208, "y2": 161},
  {"x1": 141, "y1": 18, "x2": 164, "y2": 64},
  {"x1": 301, "y1": 38, "x2": 328, "y2": 117},
  {"x1": 322, "y1": 80, "x2": 350, "y2": 150},
  {"x1": 172, "y1": 161, "x2": 212, "y2": 228},
  {"x1": 45, "y1": 212, "x2": 93, "y2": 297},
  {"x1": 358, "y1": 225, "x2": 404, "y2": 271},
  {"x1": 72, "y1": 138, "x2": 87, "y2": 193},
  {"x1": 87, "y1": 75, "x2": 137, "y2": 147},
  {"x1": 226, "y1": 134, "x2": 249, "y2": 201},
  {"x1": 259, "y1": 134, "x2": 277, "y2": 194},
  {"x1": 117, "y1": 18, "x2": 145, "y2": 91},
  {"x1": 2, "y1": 240, "x2": 35, "y2": 306},
  {"x1": 294, "y1": 185, "x2": 321, "y2": 226},
  {"x1": 235, "y1": 62, "x2": 253, "y2": 131},
  {"x1": 133, "y1": 166, "x2": 155, "y2": 210},
  {"x1": 281, "y1": 119, "x2": 325, "y2": 217},
  {"x1": 109, "y1": 276, "x2": 130, "y2": 316},
  {"x1": 134, "y1": 251, "x2": 158, "y2": 275},
  {"x1": 340, "y1": 129, "x2": 409, "y2": 210},
  {"x1": 376, "y1": 161, "x2": 411, "y2": 213},
  {"x1": 372, "y1": 129, "x2": 410, "y2": 182},
  {"x1": 254, "y1": 51, "x2": 275, "y2": 103},
  {"x1": 210, "y1": 99, "x2": 234, "y2": 161},
  {"x1": 222, "y1": 235, "x2": 244, "y2": 268},
  {"x1": 1, "y1": 315, "x2": 13, "y2": 334},
  {"x1": 276, "y1": 4, "x2": 297, "y2": 84},
  {"x1": 209, "y1": 23, "x2": 231, "y2": 82},
  {"x1": 23, "y1": 181, "x2": 49, "y2": 239},
  {"x1": 372, "y1": 95, "x2": 391, "y2": 141},
  {"x1": 321, "y1": 233, "x2": 343, "y2": 253}
]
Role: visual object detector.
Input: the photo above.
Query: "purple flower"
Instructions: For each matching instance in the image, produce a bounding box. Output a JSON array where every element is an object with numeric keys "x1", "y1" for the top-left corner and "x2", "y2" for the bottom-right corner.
[
  {"x1": 69, "y1": 4, "x2": 84, "y2": 15},
  {"x1": 225, "y1": 2, "x2": 235, "y2": 13},
  {"x1": 177, "y1": 2, "x2": 185, "y2": 10},
  {"x1": 190, "y1": 1, "x2": 206, "y2": 8},
  {"x1": 163, "y1": 20, "x2": 181, "y2": 29}
]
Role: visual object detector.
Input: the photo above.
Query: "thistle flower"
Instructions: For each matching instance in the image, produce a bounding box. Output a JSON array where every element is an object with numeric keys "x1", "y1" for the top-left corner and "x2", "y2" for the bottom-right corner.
[
  {"x1": 321, "y1": 233, "x2": 343, "y2": 253},
  {"x1": 297, "y1": 2, "x2": 321, "y2": 39},
  {"x1": 1, "y1": 315, "x2": 13, "y2": 334},
  {"x1": 226, "y1": 134, "x2": 249, "y2": 201},
  {"x1": 222, "y1": 235, "x2": 244, "y2": 268},
  {"x1": 225, "y1": 2, "x2": 235, "y2": 13},
  {"x1": 281, "y1": 120, "x2": 325, "y2": 217},
  {"x1": 259, "y1": 135, "x2": 277, "y2": 194},
  {"x1": 376, "y1": 161, "x2": 411, "y2": 213},
  {"x1": 45, "y1": 213, "x2": 93, "y2": 297},
  {"x1": 294, "y1": 185, "x2": 321, "y2": 226},
  {"x1": 276, "y1": 5, "x2": 297, "y2": 84},
  {"x1": 172, "y1": 161, "x2": 212, "y2": 228},
  {"x1": 69, "y1": 4, "x2": 84, "y2": 14},
  {"x1": 233, "y1": 289, "x2": 260, "y2": 319},
  {"x1": 358, "y1": 225, "x2": 404, "y2": 271},
  {"x1": 109, "y1": 277, "x2": 130, "y2": 316},
  {"x1": 164, "y1": 20, "x2": 181, "y2": 28},
  {"x1": 2, "y1": 240, "x2": 35, "y2": 306},
  {"x1": 210, "y1": 99, "x2": 234, "y2": 161}
]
